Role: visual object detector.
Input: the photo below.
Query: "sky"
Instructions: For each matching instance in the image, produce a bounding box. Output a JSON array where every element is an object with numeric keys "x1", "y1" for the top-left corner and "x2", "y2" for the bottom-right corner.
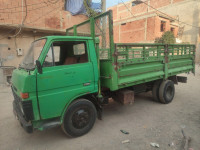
[
  {"x1": 106, "y1": 0, "x2": 129, "y2": 8},
  {"x1": 92, "y1": 0, "x2": 130, "y2": 8}
]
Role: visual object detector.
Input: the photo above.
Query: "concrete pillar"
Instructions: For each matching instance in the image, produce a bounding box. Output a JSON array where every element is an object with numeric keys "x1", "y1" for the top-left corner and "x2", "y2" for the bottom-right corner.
[
  {"x1": 144, "y1": 18, "x2": 148, "y2": 41},
  {"x1": 0, "y1": 68, "x2": 4, "y2": 84}
]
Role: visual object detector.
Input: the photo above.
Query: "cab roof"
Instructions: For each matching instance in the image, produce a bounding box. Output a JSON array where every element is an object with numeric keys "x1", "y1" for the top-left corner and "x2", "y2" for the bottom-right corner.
[{"x1": 39, "y1": 36, "x2": 94, "y2": 41}]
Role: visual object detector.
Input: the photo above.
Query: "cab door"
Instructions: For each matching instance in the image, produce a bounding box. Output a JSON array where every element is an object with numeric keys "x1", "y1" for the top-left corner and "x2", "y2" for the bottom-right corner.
[{"x1": 37, "y1": 40, "x2": 96, "y2": 119}]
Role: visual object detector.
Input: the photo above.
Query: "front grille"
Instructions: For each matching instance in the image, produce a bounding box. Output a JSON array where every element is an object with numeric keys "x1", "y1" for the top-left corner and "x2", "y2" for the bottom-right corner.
[
  {"x1": 12, "y1": 87, "x2": 21, "y2": 103},
  {"x1": 12, "y1": 87, "x2": 34, "y2": 121},
  {"x1": 22, "y1": 101, "x2": 34, "y2": 121}
]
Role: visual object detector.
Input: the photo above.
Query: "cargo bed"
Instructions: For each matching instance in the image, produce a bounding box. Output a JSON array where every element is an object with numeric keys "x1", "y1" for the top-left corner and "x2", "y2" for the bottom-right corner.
[
  {"x1": 100, "y1": 43, "x2": 195, "y2": 91},
  {"x1": 66, "y1": 10, "x2": 195, "y2": 91}
]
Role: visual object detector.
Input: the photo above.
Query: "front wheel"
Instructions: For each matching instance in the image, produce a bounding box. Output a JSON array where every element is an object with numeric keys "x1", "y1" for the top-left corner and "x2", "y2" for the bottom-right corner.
[
  {"x1": 159, "y1": 80, "x2": 175, "y2": 104},
  {"x1": 62, "y1": 99, "x2": 97, "y2": 137}
]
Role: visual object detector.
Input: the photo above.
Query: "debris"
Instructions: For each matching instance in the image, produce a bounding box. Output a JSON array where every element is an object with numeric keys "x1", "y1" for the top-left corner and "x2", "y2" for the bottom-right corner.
[
  {"x1": 150, "y1": 143, "x2": 159, "y2": 148},
  {"x1": 122, "y1": 140, "x2": 130, "y2": 144},
  {"x1": 181, "y1": 129, "x2": 191, "y2": 150},
  {"x1": 181, "y1": 125, "x2": 186, "y2": 129},
  {"x1": 168, "y1": 142, "x2": 174, "y2": 147},
  {"x1": 120, "y1": 130, "x2": 129, "y2": 134}
]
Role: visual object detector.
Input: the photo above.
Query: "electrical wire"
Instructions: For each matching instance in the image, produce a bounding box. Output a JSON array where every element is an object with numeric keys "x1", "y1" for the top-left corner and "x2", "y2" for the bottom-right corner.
[
  {"x1": 0, "y1": 0, "x2": 61, "y2": 13},
  {"x1": 120, "y1": 0, "x2": 199, "y2": 29},
  {"x1": 141, "y1": 0, "x2": 200, "y2": 28},
  {"x1": 120, "y1": 0, "x2": 156, "y2": 40},
  {"x1": 0, "y1": 1, "x2": 45, "y2": 11},
  {"x1": 0, "y1": 0, "x2": 61, "y2": 40},
  {"x1": 47, "y1": 0, "x2": 60, "y2": 4},
  {"x1": 120, "y1": 0, "x2": 137, "y2": 18},
  {"x1": 0, "y1": 27, "x2": 17, "y2": 40},
  {"x1": 26, "y1": 5, "x2": 61, "y2": 25},
  {"x1": 119, "y1": 0, "x2": 199, "y2": 43},
  {"x1": 10, "y1": 0, "x2": 28, "y2": 38},
  {"x1": 0, "y1": 4, "x2": 48, "y2": 13}
]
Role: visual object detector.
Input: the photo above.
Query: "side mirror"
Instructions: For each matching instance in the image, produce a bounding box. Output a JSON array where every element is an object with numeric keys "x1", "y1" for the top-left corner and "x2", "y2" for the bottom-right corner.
[{"x1": 36, "y1": 60, "x2": 43, "y2": 74}]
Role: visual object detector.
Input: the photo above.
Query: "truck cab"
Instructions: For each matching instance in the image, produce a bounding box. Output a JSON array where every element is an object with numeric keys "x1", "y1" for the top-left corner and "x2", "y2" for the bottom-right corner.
[{"x1": 12, "y1": 36, "x2": 100, "y2": 136}]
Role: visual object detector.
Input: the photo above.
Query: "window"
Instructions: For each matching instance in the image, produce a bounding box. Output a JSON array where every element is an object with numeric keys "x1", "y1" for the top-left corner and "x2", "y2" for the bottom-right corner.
[
  {"x1": 132, "y1": 1, "x2": 142, "y2": 6},
  {"x1": 43, "y1": 46, "x2": 54, "y2": 67},
  {"x1": 171, "y1": 27, "x2": 175, "y2": 34},
  {"x1": 43, "y1": 41, "x2": 88, "y2": 67},
  {"x1": 53, "y1": 46, "x2": 61, "y2": 63},
  {"x1": 160, "y1": 21, "x2": 166, "y2": 32},
  {"x1": 20, "y1": 39, "x2": 46, "y2": 70},
  {"x1": 73, "y1": 43, "x2": 86, "y2": 55},
  {"x1": 132, "y1": 2, "x2": 136, "y2": 6}
]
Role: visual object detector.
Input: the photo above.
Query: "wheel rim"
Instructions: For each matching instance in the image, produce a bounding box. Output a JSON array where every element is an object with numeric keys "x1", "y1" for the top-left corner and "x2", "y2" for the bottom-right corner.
[
  {"x1": 72, "y1": 108, "x2": 90, "y2": 129},
  {"x1": 166, "y1": 85, "x2": 173, "y2": 100}
]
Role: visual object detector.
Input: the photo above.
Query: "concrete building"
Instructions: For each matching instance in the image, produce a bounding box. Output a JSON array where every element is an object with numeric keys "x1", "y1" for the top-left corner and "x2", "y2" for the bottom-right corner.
[
  {"x1": 108, "y1": 0, "x2": 200, "y2": 62},
  {"x1": 0, "y1": 0, "x2": 88, "y2": 84}
]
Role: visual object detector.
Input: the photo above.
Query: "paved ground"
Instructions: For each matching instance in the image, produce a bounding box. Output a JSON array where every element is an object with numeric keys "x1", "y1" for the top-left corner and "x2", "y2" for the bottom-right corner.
[{"x1": 0, "y1": 66, "x2": 200, "y2": 150}]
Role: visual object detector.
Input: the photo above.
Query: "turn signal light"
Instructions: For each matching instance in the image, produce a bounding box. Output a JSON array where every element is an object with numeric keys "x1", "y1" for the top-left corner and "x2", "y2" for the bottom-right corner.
[{"x1": 21, "y1": 93, "x2": 29, "y2": 99}]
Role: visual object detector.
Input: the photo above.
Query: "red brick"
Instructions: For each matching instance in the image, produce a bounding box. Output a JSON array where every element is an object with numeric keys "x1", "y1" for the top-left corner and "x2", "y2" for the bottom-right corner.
[
  {"x1": 111, "y1": 7, "x2": 118, "y2": 21},
  {"x1": 131, "y1": 3, "x2": 148, "y2": 15},
  {"x1": 150, "y1": 0, "x2": 170, "y2": 10},
  {"x1": 120, "y1": 29, "x2": 145, "y2": 43},
  {"x1": 118, "y1": 11, "x2": 131, "y2": 20},
  {"x1": 173, "y1": 0, "x2": 184, "y2": 3},
  {"x1": 146, "y1": 17, "x2": 156, "y2": 41},
  {"x1": 121, "y1": 19, "x2": 146, "y2": 32},
  {"x1": 118, "y1": 5, "x2": 128, "y2": 12},
  {"x1": 113, "y1": 25, "x2": 120, "y2": 43}
]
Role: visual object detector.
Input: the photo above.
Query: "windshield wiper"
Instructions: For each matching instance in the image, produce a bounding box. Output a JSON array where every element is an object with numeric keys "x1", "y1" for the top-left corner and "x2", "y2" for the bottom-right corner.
[{"x1": 18, "y1": 64, "x2": 24, "y2": 69}]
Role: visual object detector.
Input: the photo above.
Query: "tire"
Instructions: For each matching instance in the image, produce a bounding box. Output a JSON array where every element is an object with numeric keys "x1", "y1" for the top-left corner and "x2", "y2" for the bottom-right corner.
[
  {"x1": 62, "y1": 99, "x2": 97, "y2": 137},
  {"x1": 159, "y1": 80, "x2": 175, "y2": 104},
  {"x1": 152, "y1": 80, "x2": 162, "y2": 102}
]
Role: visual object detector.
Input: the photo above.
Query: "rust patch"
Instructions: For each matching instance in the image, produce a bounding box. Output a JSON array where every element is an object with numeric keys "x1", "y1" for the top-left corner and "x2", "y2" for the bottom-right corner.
[
  {"x1": 165, "y1": 44, "x2": 169, "y2": 63},
  {"x1": 45, "y1": 17, "x2": 60, "y2": 29}
]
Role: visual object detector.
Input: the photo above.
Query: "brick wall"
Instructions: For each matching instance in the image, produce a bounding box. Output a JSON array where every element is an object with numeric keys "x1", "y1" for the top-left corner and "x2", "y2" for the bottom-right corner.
[
  {"x1": 0, "y1": 0, "x2": 88, "y2": 30},
  {"x1": 110, "y1": 0, "x2": 184, "y2": 22},
  {"x1": 109, "y1": 0, "x2": 182, "y2": 43},
  {"x1": 120, "y1": 19, "x2": 146, "y2": 43},
  {"x1": 149, "y1": 0, "x2": 171, "y2": 10}
]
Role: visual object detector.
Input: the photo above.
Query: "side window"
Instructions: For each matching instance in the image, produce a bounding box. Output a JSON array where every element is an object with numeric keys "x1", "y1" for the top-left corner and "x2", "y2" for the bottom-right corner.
[
  {"x1": 58, "y1": 41, "x2": 88, "y2": 66},
  {"x1": 43, "y1": 46, "x2": 53, "y2": 67},
  {"x1": 73, "y1": 43, "x2": 86, "y2": 55},
  {"x1": 53, "y1": 46, "x2": 61, "y2": 63},
  {"x1": 43, "y1": 41, "x2": 88, "y2": 67}
]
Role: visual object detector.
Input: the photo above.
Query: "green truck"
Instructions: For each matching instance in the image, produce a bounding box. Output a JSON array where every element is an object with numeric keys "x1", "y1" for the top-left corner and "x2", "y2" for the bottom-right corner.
[{"x1": 11, "y1": 11, "x2": 195, "y2": 137}]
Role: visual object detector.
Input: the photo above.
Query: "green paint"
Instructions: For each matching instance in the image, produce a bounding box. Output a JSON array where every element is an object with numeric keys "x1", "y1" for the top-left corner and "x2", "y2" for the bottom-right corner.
[{"x1": 11, "y1": 11, "x2": 196, "y2": 132}]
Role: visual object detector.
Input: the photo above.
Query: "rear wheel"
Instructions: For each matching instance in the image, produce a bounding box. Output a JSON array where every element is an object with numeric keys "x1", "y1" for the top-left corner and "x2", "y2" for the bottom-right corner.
[
  {"x1": 62, "y1": 99, "x2": 97, "y2": 137},
  {"x1": 159, "y1": 80, "x2": 175, "y2": 104},
  {"x1": 152, "y1": 80, "x2": 162, "y2": 102}
]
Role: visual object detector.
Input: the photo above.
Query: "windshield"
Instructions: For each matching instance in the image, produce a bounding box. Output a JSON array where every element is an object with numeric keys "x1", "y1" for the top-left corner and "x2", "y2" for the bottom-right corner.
[{"x1": 20, "y1": 39, "x2": 46, "y2": 70}]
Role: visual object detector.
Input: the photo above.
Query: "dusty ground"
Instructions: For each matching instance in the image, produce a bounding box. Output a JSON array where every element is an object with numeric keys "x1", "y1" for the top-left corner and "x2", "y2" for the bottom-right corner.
[{"x1": 0, "y1": 66, "x2": 200, "y2": 150}]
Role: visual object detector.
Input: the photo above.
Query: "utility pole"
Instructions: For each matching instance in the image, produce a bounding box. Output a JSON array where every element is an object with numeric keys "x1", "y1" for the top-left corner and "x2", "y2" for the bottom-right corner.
[
  {"x1": 102, "y1": 0, "x2": 106, "y2": 13},
  {"x1": 102, "y1": 0, "x2": 107, "y2": 49}
]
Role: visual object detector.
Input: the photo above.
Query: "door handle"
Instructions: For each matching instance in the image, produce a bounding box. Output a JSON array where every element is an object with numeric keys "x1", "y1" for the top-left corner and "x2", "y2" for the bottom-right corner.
[{"x1": 83, "y1": 83, "x2": 91, "y2": 86}]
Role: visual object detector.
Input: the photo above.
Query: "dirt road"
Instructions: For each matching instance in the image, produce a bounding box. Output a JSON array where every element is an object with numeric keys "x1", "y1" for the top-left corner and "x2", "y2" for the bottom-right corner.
[{"x1": 0, "y1": 67, "x2": 200, "y2": 150}]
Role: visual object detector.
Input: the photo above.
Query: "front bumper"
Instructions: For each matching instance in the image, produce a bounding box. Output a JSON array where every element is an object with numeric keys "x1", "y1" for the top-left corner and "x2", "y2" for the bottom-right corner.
[{"x1": 13, "y1": 100, "x2": 33, "y2": 133}]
